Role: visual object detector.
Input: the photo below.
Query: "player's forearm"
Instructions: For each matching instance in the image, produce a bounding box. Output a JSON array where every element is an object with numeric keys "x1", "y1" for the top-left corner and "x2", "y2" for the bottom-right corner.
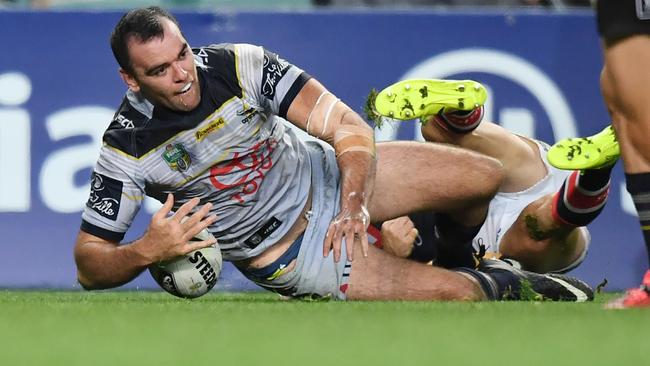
[
  {"x1": 337, "y1": 151, "x2": 375, "y2": 211},
  {"x1": 75, "y1": 240, "x2": 151, "y2": 290},
  {"x1": 334, "y1": 113, "x2": 376, "y2": 213}
]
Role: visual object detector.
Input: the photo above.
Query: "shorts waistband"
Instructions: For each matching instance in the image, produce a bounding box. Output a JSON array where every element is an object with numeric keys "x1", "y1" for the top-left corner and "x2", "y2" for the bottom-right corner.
[{"x1": 243, "y1": 232, "x2": 304, "y2": 281}]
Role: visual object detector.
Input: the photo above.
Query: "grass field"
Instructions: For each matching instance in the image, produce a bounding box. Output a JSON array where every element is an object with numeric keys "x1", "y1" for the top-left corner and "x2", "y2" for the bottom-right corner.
[{"x1": 1, "y1": 290, "x2": 646, "y2": 366}]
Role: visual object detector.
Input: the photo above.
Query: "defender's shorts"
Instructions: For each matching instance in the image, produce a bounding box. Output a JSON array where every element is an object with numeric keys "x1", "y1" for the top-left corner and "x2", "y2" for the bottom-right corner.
[
  {"x1": 597, "y1": 0, "x2": 650, "y2": 43},
  {"x1": 473, "y1": 139, "x2": 572, "y2": 255},
  {"x1": 241, "y1": 139, "x2": 352, "y2": 300}
]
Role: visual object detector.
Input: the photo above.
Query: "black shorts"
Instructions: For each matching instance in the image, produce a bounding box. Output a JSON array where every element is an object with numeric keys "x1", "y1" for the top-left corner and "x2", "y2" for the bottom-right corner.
[{"x1": 597, "y1": 0, "x2": 650, "y2": 44}]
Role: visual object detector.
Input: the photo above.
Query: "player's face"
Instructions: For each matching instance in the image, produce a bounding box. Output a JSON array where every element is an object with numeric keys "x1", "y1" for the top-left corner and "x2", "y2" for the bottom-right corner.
[{"x1": 120, "y1": 18, "x2": 201, "y2": 112}]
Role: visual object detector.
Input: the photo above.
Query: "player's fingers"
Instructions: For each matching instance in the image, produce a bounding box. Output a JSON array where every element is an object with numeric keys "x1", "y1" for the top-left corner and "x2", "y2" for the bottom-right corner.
[
  {"x1": 403, "y1": 217, "x2": 415, "y2": 231},
  {"x1": 345, "y1": 226, "x2": 355, "y2": 261},
  {"x1": 171, "y1": 197, "x2": 200, "y2": 222},
  {"x1": 332, "y1": 225, "x2": 344, "y2": 263},
  {"x1": 406, "y1": 227, "x2": 419, "y2": 243},
  {"x1": 185, "y1": 238, "x2": 218, "y2": 253},
  {"x1": 182, "y1": 202, "x2": 212, "y2": 231},
  {"x1": 323, "y1": 224, "x2": 335, "y2": 258},
  {"x1": 359, "y1": 226, "x2": 369, "y2": 258},
  {"x1": 183, "y1": 214, "x2": 218, "y2": 242},
  {"x1": 154, "y1": 193, "x2": 174, "y2": 220}
]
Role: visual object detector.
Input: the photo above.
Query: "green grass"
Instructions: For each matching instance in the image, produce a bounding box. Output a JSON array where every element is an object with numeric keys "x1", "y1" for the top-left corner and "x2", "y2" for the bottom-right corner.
[{"x1": 0, "y1": 291, "x2": 646, "y2": 366}]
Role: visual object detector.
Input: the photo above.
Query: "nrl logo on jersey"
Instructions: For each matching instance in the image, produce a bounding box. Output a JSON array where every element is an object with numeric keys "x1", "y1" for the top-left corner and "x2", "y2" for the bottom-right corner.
[{"x1": 162, "y1": 143, "x2": 192, "y2": 172}]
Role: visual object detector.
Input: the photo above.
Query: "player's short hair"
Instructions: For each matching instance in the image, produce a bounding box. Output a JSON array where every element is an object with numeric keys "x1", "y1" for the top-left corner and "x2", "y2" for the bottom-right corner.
[{"x1": 110, "y1": 6, "x2": 181, "y2": 74}]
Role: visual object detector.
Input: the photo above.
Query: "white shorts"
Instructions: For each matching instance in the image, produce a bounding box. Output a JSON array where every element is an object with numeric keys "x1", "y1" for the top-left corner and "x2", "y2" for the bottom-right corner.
[{"x1": 472, "y1": 139, "x2": 573, "y2": 255}]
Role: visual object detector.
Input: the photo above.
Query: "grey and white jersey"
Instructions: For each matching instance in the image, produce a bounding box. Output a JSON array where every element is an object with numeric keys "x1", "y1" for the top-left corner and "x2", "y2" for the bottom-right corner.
[{"x1": 81, "y1": 43, "x2": 313, "y2": 261}]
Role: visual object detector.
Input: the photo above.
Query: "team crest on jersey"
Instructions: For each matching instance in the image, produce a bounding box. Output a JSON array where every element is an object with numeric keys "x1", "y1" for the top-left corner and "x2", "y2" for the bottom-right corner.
[{"x1": 162, "y1": 143, "x2": 192, "y2": 172}]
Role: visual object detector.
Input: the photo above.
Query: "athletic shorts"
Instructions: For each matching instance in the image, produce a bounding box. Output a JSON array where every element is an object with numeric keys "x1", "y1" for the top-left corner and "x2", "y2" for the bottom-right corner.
[
  {"x1": 472, "y1": 139, "x2": 572, "y2": 255},
  {"x1": 597, "y1": 0, "x2": 650, "y2": 43},
  {"x1": 239, "y1": 139, "x2": 352, "y2": 300}
]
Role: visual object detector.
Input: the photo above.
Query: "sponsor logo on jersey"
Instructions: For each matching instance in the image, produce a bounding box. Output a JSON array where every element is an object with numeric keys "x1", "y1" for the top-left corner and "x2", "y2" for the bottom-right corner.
[
  {"x1": 209, "y1": 139, "x2": 278, "y2": 203},
  {"x1": 262, "y1": 51, "x2": 290, "y2": 99},
  {"x1": 162, "y1": 143, "x2": 191, "y2": 172},
  {"x1": 114, "y1": 114, "x2": 134, "y2": 129},
  {"x1": 236, "y1": 102, "x2": 261, "y2": 124},
  {"x1": 195, "y1": 118, "x2": 225, "y2": 141},
  {"x1": 87, "y1": 172, "x2": 122, "y2": 220}
]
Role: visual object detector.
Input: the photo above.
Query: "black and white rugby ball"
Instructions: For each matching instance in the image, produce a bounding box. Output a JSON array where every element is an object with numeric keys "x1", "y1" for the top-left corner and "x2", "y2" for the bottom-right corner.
[{"x1": 148, "y1": 228, "x2": 222, "y2": 299}]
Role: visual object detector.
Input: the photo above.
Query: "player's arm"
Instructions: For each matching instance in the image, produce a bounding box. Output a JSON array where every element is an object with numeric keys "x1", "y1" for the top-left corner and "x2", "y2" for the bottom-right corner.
[
  {"x1": 74, "y1": 195, "x2": 217, "y2": 290},
  {"x1": 286, "y1": 78, "x2": 376, "y2": 262}
]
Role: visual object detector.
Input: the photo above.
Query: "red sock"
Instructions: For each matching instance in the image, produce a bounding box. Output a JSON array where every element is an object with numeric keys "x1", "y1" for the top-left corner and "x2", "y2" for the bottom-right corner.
[
  {"x1": 431, "y1": 106, "x2": 484, "y2": 134},
  {"x1": 552, "y1": 171, "x2": 610, "y2": 227}
]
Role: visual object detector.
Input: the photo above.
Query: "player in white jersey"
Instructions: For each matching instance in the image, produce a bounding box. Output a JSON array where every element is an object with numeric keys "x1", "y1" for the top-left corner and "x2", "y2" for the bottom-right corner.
[
  {"x1": 370, "y1": 79, "x2": 619, "y2": 274},
  {"x1": 73, "y1": 7, "x2": 594, "y2": 302}
]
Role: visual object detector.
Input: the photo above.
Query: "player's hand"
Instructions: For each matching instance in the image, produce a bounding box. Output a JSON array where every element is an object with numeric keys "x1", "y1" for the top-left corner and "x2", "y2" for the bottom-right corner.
[
  {"x1": 323, "y1": 194, "x2": 370, "y2": 262},
  {"x1": 139, "y1": 194, "x2": 218, "y2": 263},
  {"x1": 380, "y1": 216, "x2": 419, "y2": 258}
]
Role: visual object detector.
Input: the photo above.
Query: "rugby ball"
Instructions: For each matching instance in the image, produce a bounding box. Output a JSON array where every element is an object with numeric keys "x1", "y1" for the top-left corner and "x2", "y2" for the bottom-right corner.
[{"x1": 148, "y1": 228, "x2": 222, "y2": 299}]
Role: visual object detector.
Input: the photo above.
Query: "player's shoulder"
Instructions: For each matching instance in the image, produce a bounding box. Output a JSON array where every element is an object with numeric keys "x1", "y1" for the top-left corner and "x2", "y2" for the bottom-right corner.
[
  {"x1": 193, "y1": 43, "x2": 267, "y2": 69},
  {"x1": 194, "y1": 43, "x2": 234, "y2": 65},
  {"x1": 103, "y1": 94, "x2": 151, "y2": 156}
]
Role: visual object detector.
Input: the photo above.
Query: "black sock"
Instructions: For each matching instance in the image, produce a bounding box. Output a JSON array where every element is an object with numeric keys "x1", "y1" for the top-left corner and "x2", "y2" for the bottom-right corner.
[
  {"x1": 626, "y1": 172, "x2": 650, "y2": 266},
  {"x1": 433, "y1": 213, "x2": 482, "y2": 268},
  {"x1": 580, "y1": 166, "x2": 614, "y2": 191},
  {"x1": 454, "y1": 267, "x2": 521, "y2": 301}
]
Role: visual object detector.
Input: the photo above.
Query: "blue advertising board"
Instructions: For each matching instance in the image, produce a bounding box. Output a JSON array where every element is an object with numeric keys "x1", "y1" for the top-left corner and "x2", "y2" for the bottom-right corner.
[{"x1": 0, "y1": 9, "x2": 644, "y2": 292}]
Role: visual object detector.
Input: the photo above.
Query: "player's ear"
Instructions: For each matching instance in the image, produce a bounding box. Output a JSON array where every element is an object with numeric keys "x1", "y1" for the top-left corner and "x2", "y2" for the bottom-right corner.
[{"x1": 119, "y1": 68, "x2": 140, "y2": 93}]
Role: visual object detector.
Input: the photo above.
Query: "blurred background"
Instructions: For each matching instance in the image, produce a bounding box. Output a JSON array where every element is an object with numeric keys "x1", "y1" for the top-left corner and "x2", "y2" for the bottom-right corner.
[{"x1": 1, "y1": 0, "x2": 644, "y2": 294}]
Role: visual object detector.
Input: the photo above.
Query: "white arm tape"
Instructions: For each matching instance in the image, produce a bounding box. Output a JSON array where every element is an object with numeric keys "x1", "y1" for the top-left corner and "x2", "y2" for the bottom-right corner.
[
  {"x1": 321, "y1": 97, "x2": 341, "y2": 136},
  {"x1": 306, "y1": 91, "x2": 333, "y2": 135}
]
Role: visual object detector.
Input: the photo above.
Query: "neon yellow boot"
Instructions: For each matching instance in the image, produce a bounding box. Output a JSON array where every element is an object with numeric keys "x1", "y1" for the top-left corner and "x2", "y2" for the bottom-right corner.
[
  {"x1": 547, "y1": 125, "x2": 620, "y2": 170},
  {"x1": 373, "y1": 79, "x2": 487, "y2": 121}
]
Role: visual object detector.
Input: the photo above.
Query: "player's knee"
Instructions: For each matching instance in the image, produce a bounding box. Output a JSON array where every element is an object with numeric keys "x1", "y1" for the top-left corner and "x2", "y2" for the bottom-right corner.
[
  {"x1": 451, "y1": 275, "x2": 487, "y2": 301},
  {"x1": 470, "y1": 154, "x2": 503, "y2": 201}
]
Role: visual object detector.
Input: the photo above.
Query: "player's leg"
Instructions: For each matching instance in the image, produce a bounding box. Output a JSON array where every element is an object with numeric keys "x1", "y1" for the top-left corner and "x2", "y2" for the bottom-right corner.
[
  {"x1": 596, "y1": 0, "x2": 650, "y2": 308},
  {"x1": 370, "y1": 78, "x2": 546, "y2": 193},
  {"x1": 369, "y1": 140, "x2": 502, "y2": 226},
  {"x1": 422, "y1": 120, "x2": 547, "y2": 193},
  {"x1": 498, "y1": 194, "x2": 591, "y2": 273},
  {"x1": 500, "y1": 125, "x2": 619, "y2": 273},
  {"x1": 346, "y1": 240, "x2": 594, "y2": 302}
]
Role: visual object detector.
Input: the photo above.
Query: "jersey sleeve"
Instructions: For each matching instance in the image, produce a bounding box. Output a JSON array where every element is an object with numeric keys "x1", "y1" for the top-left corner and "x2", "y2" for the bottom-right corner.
[
  {"x1": 234, "y1": 43, "x2": 311, "y2": 119},
  {"x1": 80, "y1": 144, "x2": 145, "y2": 242}
]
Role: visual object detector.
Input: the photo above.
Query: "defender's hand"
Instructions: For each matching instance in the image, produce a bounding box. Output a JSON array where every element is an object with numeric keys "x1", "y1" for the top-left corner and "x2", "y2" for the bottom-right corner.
[
  {"x1": 380, "y1": 216, "x2": 419, "y2": 258},
  {"x1": 140, "y1": 194, "x2": 218, "y2": 263},
  {"x1": 323, "y1": 199, "x2": 370, "y2": 262}
]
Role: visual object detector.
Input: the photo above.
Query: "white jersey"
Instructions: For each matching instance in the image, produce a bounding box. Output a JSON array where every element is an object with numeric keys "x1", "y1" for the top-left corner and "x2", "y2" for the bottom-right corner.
[
  {"x1": 81, "y1": 43, "x2": 313, "y2": 261},
  {"x1": 472, "y1": 139, "x2": 572, "y2": 255}
]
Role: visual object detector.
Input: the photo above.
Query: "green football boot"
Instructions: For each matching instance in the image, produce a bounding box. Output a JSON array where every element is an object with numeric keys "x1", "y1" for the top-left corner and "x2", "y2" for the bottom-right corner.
[
  {"x1": 547, "y1": 125, "x2": 620, "y2": 170},
  {"x1": 373, "y1": 79, "x2": 487, "y2": 121}
]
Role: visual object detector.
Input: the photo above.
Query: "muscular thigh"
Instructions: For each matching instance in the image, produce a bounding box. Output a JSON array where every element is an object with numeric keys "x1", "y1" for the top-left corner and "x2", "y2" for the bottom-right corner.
[
  {"x1": 368, "y1": 141, "x2": 501, "y2": 222},
  {"x1": 602, "y1": 36, "x2": 650, "y2": 171}
]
